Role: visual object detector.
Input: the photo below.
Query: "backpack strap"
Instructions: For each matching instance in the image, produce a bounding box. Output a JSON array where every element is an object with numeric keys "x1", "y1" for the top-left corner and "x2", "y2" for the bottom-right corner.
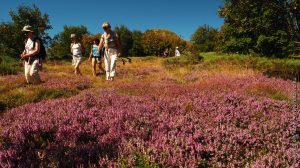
[{"x1": 31, "y1": 37, "x2": 40, "y2": 50}]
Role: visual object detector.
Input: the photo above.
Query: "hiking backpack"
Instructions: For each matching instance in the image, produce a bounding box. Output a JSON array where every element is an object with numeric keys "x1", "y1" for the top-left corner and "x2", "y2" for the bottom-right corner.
[{"x1": 25, "y1": 37, "x2": 47, "y2": 60}]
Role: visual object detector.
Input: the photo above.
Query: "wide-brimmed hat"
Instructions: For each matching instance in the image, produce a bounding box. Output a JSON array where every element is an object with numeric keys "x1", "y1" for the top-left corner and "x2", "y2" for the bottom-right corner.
[
  {"x1": 70, "y1": 34, "x2": 76, "y2": 39},
  {"x1": 102, "y1": 22, "x2": 111, "y2": 29},
  {"x1": 22, "y1": 25, "x2": 34, "y2": 32}
]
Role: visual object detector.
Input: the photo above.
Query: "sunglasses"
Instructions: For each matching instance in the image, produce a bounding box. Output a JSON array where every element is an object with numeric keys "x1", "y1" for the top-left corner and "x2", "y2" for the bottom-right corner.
[{"x1": 103, "y1": 27, "x2": 109, "y2": 30}]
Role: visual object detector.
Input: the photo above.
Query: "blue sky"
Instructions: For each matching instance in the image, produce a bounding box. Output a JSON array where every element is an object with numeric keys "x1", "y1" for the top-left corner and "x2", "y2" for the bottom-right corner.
[{"x1": 0, "y1": 0, "x2": 224, "y2": 40}]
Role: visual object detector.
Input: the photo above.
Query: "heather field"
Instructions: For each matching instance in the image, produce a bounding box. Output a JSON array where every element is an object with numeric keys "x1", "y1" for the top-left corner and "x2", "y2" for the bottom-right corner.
[{"x1": 0, "y1": 54, "x2": 299, "y2": 167}]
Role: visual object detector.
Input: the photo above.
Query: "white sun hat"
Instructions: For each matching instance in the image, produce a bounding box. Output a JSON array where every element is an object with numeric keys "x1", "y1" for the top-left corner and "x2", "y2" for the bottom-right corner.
[
  {"x1": 22, "y1": 25, "x2": 34, "y2": 32},
  {"x1": 70, "y1": 34, "x2": 76, "y2": 39}
]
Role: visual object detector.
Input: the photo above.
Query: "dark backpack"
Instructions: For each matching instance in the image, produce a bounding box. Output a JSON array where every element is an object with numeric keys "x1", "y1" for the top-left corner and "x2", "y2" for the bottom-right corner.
[{"x1": 25, "y1": 37, "x2": 47, "y2": 60}]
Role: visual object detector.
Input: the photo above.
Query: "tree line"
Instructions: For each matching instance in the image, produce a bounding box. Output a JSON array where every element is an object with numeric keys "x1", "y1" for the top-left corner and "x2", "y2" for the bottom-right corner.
[{"x1": 1, "y1": 2, "x2": 300, "y2": 59}]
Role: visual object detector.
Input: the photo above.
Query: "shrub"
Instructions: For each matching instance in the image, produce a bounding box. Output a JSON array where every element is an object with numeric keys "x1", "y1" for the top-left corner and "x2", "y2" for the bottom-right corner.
[
  {"x1": 163, "y1": 52, "x2": 203, "y2": 68},
  {"x1": 0, "y1": 84, "x2": 298, "y2": 167}
]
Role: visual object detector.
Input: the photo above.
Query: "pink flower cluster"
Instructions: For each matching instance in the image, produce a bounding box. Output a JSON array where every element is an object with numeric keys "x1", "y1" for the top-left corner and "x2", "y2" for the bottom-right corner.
[{"x1": 0, "y1": 77, "x2": 299, "y2": 167}]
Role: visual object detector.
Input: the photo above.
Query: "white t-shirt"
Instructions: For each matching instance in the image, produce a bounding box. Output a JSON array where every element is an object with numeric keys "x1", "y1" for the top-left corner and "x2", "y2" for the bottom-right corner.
[
  {"x1": 71, "y1": 43, "x2": 82, "y2": 56},
  {"x1": 25, "y1": 38, "x2": 35, "y2": 55},
  {"x1": 102, "y1": 31, "x2": 118, "y2": 49}
]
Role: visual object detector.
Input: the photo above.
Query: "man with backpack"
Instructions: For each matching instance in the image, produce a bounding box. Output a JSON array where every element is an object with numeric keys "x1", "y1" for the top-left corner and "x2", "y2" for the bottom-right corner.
[{"x1": 20, "y1": 25, "x2": 45, "y2": 84}]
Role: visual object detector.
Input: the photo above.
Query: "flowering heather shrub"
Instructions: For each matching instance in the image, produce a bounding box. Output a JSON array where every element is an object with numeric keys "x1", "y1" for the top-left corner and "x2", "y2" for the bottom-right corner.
[{"x1": 0, "y1": 83, "x2": 299, "y2": 167}]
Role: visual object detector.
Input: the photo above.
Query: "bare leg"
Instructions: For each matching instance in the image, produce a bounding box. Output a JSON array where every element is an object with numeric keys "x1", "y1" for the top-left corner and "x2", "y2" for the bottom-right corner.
[
  {"x1": 92, "y1": 58, "x2": 97, "y2": 76},
  {"x1": 99, "y1": 59, "x2": 105, "y2": 73}
]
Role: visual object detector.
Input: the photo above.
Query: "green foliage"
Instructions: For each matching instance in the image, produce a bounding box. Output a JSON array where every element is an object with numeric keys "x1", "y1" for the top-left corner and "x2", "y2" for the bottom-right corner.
[
  {"x1": 163, "y1": 52, "x2": 204, "y2": 68},
  {"x1": 0, "y1": 55, "x2": 22, "y2": 75},
  {"x1": 129, "y1": 31, "x2": 145, "y2": 56},
  {"x1": 48, "y1": 25, "x2": 89, "y2": 59},
  {"x1": 222, "y1": 37, "x2": 253, "y2": 54},
  {"x1": 256, "y1": 31, "x2": 290, "y2": 57},
  {"x1": 191, "y1": 25, "x2": 218, "y2": 52},
  {"x1": 141, "y1": 29, "x2": 187, "y2": 56},
  {"x1": 202, "y1": 52, "x2": 300, "y2": 81},
  {"x1": 133, "y1": 154, "x2": 158, "y2": 168},
  {"x1": 114, "y1": 25, "x2": 133, "y2": 56},
  {"x1": 219, "y1": 0, "x2": 299, "y2": 57},
  {"x1": 0, "y1": 5, "x2": 51, "y2": 58}
]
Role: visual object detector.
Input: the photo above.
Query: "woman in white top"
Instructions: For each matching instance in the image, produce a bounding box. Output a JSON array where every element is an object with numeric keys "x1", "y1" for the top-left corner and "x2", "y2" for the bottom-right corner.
[
  {"x1": 175, "y1": 46, "x2": 181, "y2": 57},
  {"x1": 20, "y1": 25, "x2": 42, "y2": 84},
  {"x1": 70, "y1": 34, "x2": 83, "y2": 75},
  {"x1": 97, "y1": 22, "x2": 121, "y2": 81}
]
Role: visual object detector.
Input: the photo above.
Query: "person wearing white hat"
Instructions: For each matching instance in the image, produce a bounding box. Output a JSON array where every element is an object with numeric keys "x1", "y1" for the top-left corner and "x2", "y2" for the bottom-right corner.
[
  {"x1": 98, "y1": 22, "x2": 121, "y2": 81},
  {"x1": 70, "y1": 34, "x2": 83, "y2": 75},
  {"x1": 20, "y1": 25, "x2": 42, "y2": 84},
  {"x1": 175, "y1": 46, "x2": 181, "y2": 57}
]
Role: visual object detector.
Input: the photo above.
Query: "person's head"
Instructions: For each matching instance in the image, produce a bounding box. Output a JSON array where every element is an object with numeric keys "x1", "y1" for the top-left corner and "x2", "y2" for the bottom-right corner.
[
  {"x1": 22, "y1": 25, "x2": 35, "y2": 38},
  {"x1": 70, "y1": 34, "x2": 77, "y2": 43},
  {"x1": 176, "y1": 46, "x2": 179, "y2": 50},
  {"x1": 102, "y1": 22, "x2": 111, "y2": 33},
  {"x1": 93, "y1": 38, "x2": 100, "y2": 45}
]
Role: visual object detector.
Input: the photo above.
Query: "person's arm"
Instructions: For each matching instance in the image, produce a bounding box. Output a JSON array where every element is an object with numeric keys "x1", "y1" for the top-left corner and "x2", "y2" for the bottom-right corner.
[
  {"x1": 20, "y1": 49, "x2": 26, "y2": 58},
  {"x1": 21, "y1": 40, "x2": 40, "y2": 59},
  {"x1": 97, "y1": 37, "x2": 104, "y2": 54},
  {"x1": 70, "y1": 43, "x2": 73, "y2": 54}
]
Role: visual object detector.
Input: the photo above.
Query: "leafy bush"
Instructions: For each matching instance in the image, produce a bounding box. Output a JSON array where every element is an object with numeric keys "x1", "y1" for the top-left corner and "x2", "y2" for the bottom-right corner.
[{"x1": 141, "y1": 29, "x2": 187, "y2": 56}]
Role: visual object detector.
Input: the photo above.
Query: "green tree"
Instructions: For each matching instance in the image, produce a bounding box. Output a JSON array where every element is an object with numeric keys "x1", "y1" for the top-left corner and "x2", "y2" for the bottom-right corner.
[
  {"x1": 0, "y1": 5, "x2": 51, "y2": 58},
  {"x1": 114, "y1": 25, "x2": 133, "y2": 56},
  {"x1": 129, "y1": 30, "x2": 145, "y2": 56},
  {"x1": 219, "y1": 0, "x2": 299, "y2": 57},
  {"x1": 48, "y1": 25, "x2": 89, "y2": 59},
  {"x1": 191, "y1": 25, "x2": 218, "y2": 52}
]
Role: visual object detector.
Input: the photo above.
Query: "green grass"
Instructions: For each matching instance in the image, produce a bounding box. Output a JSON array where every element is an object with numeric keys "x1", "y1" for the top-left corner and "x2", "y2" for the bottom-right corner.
[
  {"x1": 0, "y1": 87, "x2": 77, "y2": 113},
  {"x1": 0, "y1": 55, "x2": 22, "y2": 75}
]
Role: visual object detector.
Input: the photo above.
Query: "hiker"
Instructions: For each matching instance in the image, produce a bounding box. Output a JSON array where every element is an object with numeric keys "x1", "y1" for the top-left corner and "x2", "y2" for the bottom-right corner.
[
  {"x1": 20, "y1": 25, "x2": 42, "y2": 84},
  {"x1": 98, "y1": 22, "x2": 121, "y2": 81},
  {"x1": 175, "y1": 46, "x2": 181, "y2": 57},
  {"x1": 89, "y1": 38, "x2": 105, "y2": 76},
  {"x1": 163, "y1": 48, "x2": 169, "y2": 57},
  {"x1": 70, "y1": 34, "x2": 83, "y2": 75}
]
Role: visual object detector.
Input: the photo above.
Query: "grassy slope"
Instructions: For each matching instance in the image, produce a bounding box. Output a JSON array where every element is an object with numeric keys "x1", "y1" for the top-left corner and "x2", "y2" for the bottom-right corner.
[{"x1": 0, "y1": 53, "x2": 295, "y2": 113}]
